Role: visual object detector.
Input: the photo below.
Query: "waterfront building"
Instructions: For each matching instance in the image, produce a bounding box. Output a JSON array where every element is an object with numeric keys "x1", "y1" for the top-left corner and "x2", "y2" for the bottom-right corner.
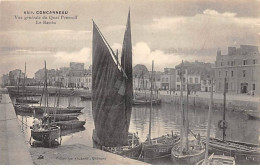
[
  {"x1": 9, "y1": 69, "x2": 24, "y2": 86},
  {"x1": 1, "y1": 74, "x2": 9, "y2": 87},
  {"x1": 160, "y1": 68, "x2": 175, "y2": 90},
  {"x1": 214, "y1": 45, "x2": 260, "y2": 95},
  {"x1": 175, "y1": 61, "x2": 213, "y2": 91}
]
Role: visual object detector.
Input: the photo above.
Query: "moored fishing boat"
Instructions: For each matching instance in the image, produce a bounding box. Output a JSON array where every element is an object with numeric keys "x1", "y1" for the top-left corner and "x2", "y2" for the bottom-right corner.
[
  {"x1": 101, "y1": 132, "x2": 142, "y2": 159},
  {"x1": 91, "y1": 11, "x2": 141, "y2": 159},
  {"x1": 53, "y1": 120, "x2": 86, "y2": 130},
  {"x1": 133, "y1": 98, "x2": 161, "y2": 106},
  {"x1": 33, "y1": 106, "x2": 83, "y2": 114},
  {"x1": 171, "y1": 61, "x2": 205, "y2": 165},
  {"x1": 14, "y1": 103, "x2": 34, "y2": 113},
  {"x1": 202, "y1": 78, "x2": 260, "y2": 164},
  {"x1": 16, "y1": 98, "x2": 39, "y2": 104},
  {"x1": 80, "y1": 95, "x2": 91, "y2": 101},
  {"x1": 30, "y1": 61, "x2": 61, "y2": 148},
  {"x1": 141, "y1": 133, "x2": 180, "y2": 161},
  {"x1": 49, "y1": 113, "x2": 80, "y2": 121}
]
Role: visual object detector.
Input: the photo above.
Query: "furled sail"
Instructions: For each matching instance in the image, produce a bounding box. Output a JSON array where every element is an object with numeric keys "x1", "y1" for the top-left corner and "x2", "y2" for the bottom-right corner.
[{"x1": 92, "y1": 12, "x2": 133, "y2": 147}]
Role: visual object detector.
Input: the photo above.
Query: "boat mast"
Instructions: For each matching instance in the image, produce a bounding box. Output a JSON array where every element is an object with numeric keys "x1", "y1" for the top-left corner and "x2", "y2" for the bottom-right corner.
[
  {"x1": 44, "y1": 61, "x2": 49, "y2": 127},
  {"x1": 17, "y1": 70, "x2": 21, "y2": 97},
  {"x1": 180, "y1": 60, "x2": 185, "y2": 153},
  {"x1": 223, "y1": 77, "x2": 227, "y2": 141},
  {"x1": 185, "y1": 75, "x2": 189, "y2": 151},
  {"x1": 148, "y1": 60, "x2": 154, "y2": 144},
  {"x1": 204, "y1": 78, "x2": 214, "y2": 164},
  {"x1": 22, "y1": 63, "x2": 26, "y2": 103}
]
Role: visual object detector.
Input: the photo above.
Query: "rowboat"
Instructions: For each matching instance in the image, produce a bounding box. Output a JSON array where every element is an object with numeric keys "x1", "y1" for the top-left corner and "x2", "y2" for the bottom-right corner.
[
  {"x1": 244, "y1": 110, "x2": 260, "y2": 120},
  {"x1": 31, "y1": 125, "x2": 61, "y2": 147},
  {"x1": 196, "y1": 153, "x2": 235, "y2": 165}
]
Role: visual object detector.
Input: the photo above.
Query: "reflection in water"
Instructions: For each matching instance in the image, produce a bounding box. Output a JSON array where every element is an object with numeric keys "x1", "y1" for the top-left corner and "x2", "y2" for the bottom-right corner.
[{"x1": 15, "y1": 96, "x2": 259, "y2": 159}]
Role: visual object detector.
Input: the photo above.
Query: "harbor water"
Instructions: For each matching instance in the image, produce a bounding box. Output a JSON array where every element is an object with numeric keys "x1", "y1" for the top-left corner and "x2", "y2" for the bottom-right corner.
[{"x1": 13, "y1": 96, "x2": 260, "y2": 164}]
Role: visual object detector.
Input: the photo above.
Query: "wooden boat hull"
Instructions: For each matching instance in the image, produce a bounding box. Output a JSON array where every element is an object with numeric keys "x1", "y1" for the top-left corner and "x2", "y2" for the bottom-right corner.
[
  {"x1": 31, "y1": 126, "x2": 60, "y2": 145},
  {"x1": 49, "y1": 113, "x2": 80, "y2": 121},
  {"x1": 33, "y1": 106, "x2": 83, "y2": 114},
  {"x1": 132, "y1": 99, "x2": 162, "y2": 106},
  {"x1": 53, "y1": 120, "x2": 85, "y2": 130},
  {"x1": 196, "y1": 154, "x2": 235, "y2": 165},
  {"x1": 203, "y1": 138, "x2": 260, "y2": 164},
  {"x1": 80, "y1": 95, "x2": 91, "y2": 101},
  {"x1": 16, "y1": 98, "x2": 39, "y2": 104},
  {"x1": 93, "y1": 130, "x2": 142, "y2": 159},
  {"x1": 171, "y1": 143, "x2": 206, "y2": 165},
  {"x1": 14, "y1": 104, "x2": 33, "y2": 113},
  {"x1": 142, "y1": 136, "x2": 180, "y2": 161}
]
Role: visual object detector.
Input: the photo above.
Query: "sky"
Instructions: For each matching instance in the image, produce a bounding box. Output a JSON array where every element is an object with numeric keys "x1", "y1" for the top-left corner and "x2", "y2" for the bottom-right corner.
[{"x1": 0, "y1": 0, "x2": 260, "y2": 78}]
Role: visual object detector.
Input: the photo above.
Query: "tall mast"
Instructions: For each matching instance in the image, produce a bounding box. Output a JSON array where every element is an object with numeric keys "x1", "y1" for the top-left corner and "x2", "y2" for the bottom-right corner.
[
  {"x1": 22, "y1": 63, "x2": 26, "y2": 103},
  {"x1": 180, "y1": 60, "x2": 185, "y2": 152},
  {"x1": 148, "y1": 60, "x2": 154, "y2": 144},
  {"x1": 44, "y1": 61, "x2": 49, "y2": 127},
  {"x1": 223, "y1": 77, "x2": 227, "y2": 141},
  {"x1": 17, "y1": 70, "x2": 21, "y2": 97},
  {"x1": 204, "y1": 78, "x2": 214, "y2": 164},
  {"x1": 185, "y1": 75, "x2": 189, "y2": 151}
]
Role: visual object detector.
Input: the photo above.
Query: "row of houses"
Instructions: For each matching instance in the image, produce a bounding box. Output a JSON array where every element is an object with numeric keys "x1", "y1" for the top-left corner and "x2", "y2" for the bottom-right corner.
[{"x1": 1, "y1": 45, "x2": 259, "y2": 95}]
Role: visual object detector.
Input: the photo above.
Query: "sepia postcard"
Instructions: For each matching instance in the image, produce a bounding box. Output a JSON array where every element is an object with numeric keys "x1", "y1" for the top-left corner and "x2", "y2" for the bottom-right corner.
[{"x1": 0, "y1": 0, "x2": 259, "y2": 165}]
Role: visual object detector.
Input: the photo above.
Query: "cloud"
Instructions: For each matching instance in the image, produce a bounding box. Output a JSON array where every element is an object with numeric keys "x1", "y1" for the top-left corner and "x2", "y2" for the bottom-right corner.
[
  {"x1": 132, "y1": 41, "x2": 215, "y2": 71},
  {"x1": 53, "y1": 47, "x2": 91, "y2": 67},
  {"x1": 147, "y1": 9, "x2": 260, "y2": 50}
]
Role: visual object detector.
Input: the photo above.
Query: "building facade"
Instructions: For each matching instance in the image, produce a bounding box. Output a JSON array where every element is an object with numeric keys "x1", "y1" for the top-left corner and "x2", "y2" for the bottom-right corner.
[
  {"x1": 160, "y1": 68, "x2": 175, "y2": 90},
  {"x1": 214, "y1": 45, "x2": 260, "y2": 95}
]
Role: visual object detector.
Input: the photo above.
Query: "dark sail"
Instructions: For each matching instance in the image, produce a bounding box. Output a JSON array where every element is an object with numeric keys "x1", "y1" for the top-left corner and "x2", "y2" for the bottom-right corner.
[
  {"x1": 121, "y1": 10, "x2": 133, "y2": 127},
  {"x1": 92, "y1": 15, "x2": 132, "y2": 147}
]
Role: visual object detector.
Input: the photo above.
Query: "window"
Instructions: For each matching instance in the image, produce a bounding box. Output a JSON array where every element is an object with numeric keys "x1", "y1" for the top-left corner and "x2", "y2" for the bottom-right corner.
[
  {"x1": 253, "y1": 59, "x2": 256, "y2": 64},
  {"x1": 219, "y1": 82, "x2": 222, "y2": 90},
  {"x1": 219, "y1": 71, "x2": 221, "y2": 77},
  {"x1": 231, "y1": 71, "x2": 234, "y2": 77},
  {"x1": 243, "y1": 70, "x2": 246, "y2": 77},
  {"x1": 189, "y1": 77, "x2": 193, "y2": 84},
  {"x1": 231, "y1": 61, "x2": 234, "y2": 66},
  {"x1": 195, "y1": 78, "x2": 198, "y2": 84},
  {"x1": 225, "y1": 71, "x2": 228, "y2": 77},
  {"x1": 253, "y1": 84, "x2": 256, "y2": 90},
  {"x1": 243, "y1": 60, "x2": 247, "y2": 65},
  {"x1": 162, "y1": 77, "x2": 165, "y2": 82},
  {"x1": 221, "y1": 62, "x2": 223, "y2": 66},
  {"x1": 177, "y1": 77, "x2": 180, "y2": 82},
  {"x1": 166, "y1": 78, "x2": 168, "y2": 82},
  {"x1": 203, "y1": 80, "x2": 206, "y2": 85}
]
